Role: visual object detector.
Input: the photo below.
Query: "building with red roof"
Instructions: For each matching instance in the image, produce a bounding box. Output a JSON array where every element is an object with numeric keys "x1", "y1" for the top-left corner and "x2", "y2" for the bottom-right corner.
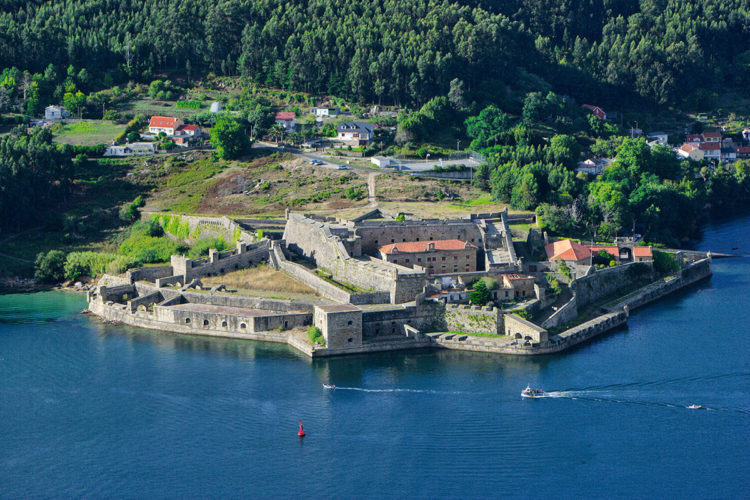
[
  {"x1": 148, "y1": 116, "x2": 183, "y2": 136},
  {"x1": 275, "y1": 111, "x2": 296, "y2": 131},
  {"x1": 582, "y1": 104, "x2": 607, "y2": 120},
  {"x1": 379, "y1": 239, "x2": 477, "y2": 274},
  {"x1": 544, "y1": 239, "x2": 592, "y2": 265}
]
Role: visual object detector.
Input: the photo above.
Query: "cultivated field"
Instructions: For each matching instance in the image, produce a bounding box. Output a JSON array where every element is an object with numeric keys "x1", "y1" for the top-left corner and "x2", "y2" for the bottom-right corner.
[{"x1": 52, "y1": 120, "x2": 127, "y2": 146}]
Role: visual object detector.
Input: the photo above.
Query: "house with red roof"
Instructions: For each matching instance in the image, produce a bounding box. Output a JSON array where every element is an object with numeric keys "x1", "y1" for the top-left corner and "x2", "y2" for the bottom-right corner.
[
  {"x1": 176, "y1": 124, "x2": 202, "y2": 137},
  {"x1": 676, "y1": 143, "x2": 704, "y2": 161},
  {"x1": 544, "y1": 239, "x2": 592, "y2": 265},
  {"x1": 582, "y1": 104, "x2": 607, "y2": 120},
  {"x1": 699, "y1": 142, "x2": 721, "y2": 160},
  {"x1": 379, "y1": 239, "x2": 477, "y2": 274},
  {"x1": 149, "y1": 116, "x2": 183, "y2": 136},
  {"x1": 275, "y1": 111, "x2": 296, "y2": 131}
]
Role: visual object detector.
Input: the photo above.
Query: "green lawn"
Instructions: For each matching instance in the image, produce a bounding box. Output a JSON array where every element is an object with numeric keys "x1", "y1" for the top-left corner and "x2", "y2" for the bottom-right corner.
[{"x1": 52, "y1": 120, "x2": 127, "y2": 146}]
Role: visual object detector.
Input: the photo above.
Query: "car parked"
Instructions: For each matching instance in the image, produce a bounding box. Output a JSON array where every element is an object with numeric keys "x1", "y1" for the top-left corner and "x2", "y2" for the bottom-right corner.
[{"x1": 337, "y1": 164, "x2": 349, "y2": 170}]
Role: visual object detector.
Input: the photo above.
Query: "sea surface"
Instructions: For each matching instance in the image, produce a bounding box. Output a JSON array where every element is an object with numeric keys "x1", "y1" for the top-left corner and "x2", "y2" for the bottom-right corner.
[{"x1": 1, "y1": 217, "x2": 749, "y2": 498}]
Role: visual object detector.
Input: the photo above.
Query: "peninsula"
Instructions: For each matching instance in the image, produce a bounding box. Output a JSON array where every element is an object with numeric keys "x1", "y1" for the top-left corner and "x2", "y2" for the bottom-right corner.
[{"x1": 88, "y1": 209, "x2": 713, "y2": 357}]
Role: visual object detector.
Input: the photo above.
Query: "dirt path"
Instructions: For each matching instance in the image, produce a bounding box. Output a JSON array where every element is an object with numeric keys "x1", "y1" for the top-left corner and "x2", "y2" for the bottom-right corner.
[{"x1": 366, "y1": 172, "x2": 378, "y2": 208}]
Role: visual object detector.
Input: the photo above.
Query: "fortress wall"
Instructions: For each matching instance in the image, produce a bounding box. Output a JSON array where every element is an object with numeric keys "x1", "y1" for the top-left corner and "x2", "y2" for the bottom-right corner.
[
  {"x1": 361, "y1": 303, "x2": 442, "y2": 340},
  {"x1": 572, "y1": 262, "x2": 653, "y2": 307},
  {"x1": 444, "y1": 304, "x2": 502, "y2": 335},
  {"x1": 504, "y1": 314, "x2": 548, "y2": 343},
  {"x1": 541, "y1": 295, "x2": 578, "y2": 329},
  {"x1": 126, "y1": 266, "x2": 173, "y2": 283}
]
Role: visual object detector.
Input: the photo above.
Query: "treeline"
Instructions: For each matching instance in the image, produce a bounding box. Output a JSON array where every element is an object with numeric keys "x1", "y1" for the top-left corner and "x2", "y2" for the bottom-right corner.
[{"x1": 0, "y1": 0, "x2": 747, "y2": 108}]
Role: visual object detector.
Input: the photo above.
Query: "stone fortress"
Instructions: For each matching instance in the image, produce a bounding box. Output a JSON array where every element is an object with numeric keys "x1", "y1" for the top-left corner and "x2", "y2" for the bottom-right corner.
[{"x1": 88, "y1": 208, "x2": 713, "y2": 358}]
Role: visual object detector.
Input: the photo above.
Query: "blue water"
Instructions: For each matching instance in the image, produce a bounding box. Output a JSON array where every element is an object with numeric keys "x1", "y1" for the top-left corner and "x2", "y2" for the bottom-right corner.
[{"x1": 1, "y1": 218, "x2": 749, "y2": 498}]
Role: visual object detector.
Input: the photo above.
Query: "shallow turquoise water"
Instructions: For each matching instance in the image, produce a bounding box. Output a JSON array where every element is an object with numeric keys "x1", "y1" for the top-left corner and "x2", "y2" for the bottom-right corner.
[{"x1": 1, "y1": 217, "x2": 748, "y2": 498}]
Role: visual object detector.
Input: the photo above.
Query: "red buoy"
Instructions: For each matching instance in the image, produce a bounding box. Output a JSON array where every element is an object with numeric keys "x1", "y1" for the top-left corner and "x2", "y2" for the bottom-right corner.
[{"x1": 297, "y1": 420, "x2": 305, "y2": 437}]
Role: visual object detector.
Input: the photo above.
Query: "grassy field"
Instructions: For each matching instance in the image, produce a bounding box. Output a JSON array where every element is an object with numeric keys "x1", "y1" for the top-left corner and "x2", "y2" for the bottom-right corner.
[
  {"x1": 201, "y1": 265, "x2": 318, "y2": 296},
  {"x1": 52, "y1": 120, "x2": 127, "y2": 146},
  {"x1": 118, "y1": 98, "x2": 207, "y2": 118}
]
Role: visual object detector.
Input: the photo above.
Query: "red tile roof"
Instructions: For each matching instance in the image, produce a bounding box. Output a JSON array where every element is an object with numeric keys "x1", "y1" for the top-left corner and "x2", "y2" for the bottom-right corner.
[
  {"x1": 679, "y1": 143, "x2": 699, "y2": 153},
  {"x1": 379, "y1": 239, "x2": 476, "y2": 254},
  {"x1": 149, "y1": 116, "x2": 180, "y2": 128},
  {"x1": 177, "y1": 124, "x2": 199, "y2": 131},
  {"x1": 702, "y1": 131, "x2": 722, "y2": 138},
  {"x1": 686, "y1": 134, "x2": 702, "y2": 142},
  {"x1": 633, "y1": 246, "x2": 653, "y2": 257},
  {"x1": 699, "y1": 143, "x2": 720, "y2": 150},
  {"x1": 736, "y1": 147, "x2": 750, "y2": 154},
  {"x1": 545, "y1": 240, "x2": 592, "y2": 262},
  {"x1": 276, "y1": 112, "x2": 295, "y2": 120},
  {"x1": 589, "y1": 245, "x2": 619, "y2": 258}
]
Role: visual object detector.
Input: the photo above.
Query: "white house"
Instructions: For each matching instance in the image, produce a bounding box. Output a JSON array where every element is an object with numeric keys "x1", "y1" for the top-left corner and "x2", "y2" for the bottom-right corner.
[
  {"x1": 370, "y1": 156, "x2": 391, "y2": 168},
  {"x1": 104, "y1": 142, "x2": 156, "y2": 157},
  {"x1": 275, "y1": 112, "x2": 296, "y2": 131},
  {"x1": 337, "y1": 122, "x2": 375, "y2": 145},
  {"x1": 309, "y1": 107, "x2": 339, "y2": 117},
  {"x1": 176, "y1": 124, "x2": 202, "y2": 137},
  {"x1": 148, "y1": 116, "x2": 183, "y2": 136},
  {"x1": 575, "y1": 158, "x2": 611, "y2": 175},
  {"x1": 647, "y1": 132, "x2": 668, "y2": 145},
  {"x1": 210, "y1": 102, "x2": 223, "y2": 113},
  {"x1": 45, "y1": 105, "x2": 70, "y2": 121}
]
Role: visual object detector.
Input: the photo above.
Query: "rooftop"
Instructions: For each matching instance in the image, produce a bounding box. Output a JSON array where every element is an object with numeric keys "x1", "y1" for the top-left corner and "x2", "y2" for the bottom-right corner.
[
  {"x1": 545, "y1": 239, "x2": 591, "y2": 261},
  {"x1": 379, "y1": 239, "x2": 476, "y2": 254},
  {"x1": 149, "y1": 116, "x2": 181, "y2": 128}
]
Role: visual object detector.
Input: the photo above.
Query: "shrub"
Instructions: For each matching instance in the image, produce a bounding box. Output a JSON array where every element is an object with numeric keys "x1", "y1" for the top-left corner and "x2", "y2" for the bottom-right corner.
[
  {"x1": 34, "y1": 250, "x2": 66, "y2": 283},
  {"x1": 176, "y1": 100, "x2": 202, "y2": 109},
  {"x1": 119, "y1": 222, "x2": 182, "y2": 263},
  {"x1": 653, "y1": 250, "x2": 680, "y2": 275},
  {"x1": 187, "y1": 237, "x2": 228, "y2": 259},
  {"x1": 307, "y1": 326, "x2": 325, "y2": 346},
  {"x1": 64, "y1": 252, "x2": 120, "y2": 280}
]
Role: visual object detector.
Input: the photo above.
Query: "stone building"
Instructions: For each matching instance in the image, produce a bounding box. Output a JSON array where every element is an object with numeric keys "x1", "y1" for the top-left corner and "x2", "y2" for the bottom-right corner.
[
  {"x1": 378, "y1": 240, "x2": 478, "y2": 274},
  {"x1": 313, "y1": 304, "x2": 362, "y2": 348}
]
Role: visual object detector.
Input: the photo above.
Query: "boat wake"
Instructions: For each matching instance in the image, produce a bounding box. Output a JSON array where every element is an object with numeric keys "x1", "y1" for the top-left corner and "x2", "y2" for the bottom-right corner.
[
  {"x1": 326, "y1": 386, "x2": 466, "y2": 394},
  {"x1": 539, "y1": 390, "x2": 749, "y2": 414}
]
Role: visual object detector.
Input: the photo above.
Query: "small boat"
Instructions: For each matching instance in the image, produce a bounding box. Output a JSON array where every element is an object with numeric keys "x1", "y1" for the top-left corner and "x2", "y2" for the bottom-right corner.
[
  {"x1": 521, "y1": 385, "x2": 545, "y2": 398},
  {"x1": 323, "y1": 384, "x2": 336, "y2": 390},
  {"x1": 687, "y1": 404, "x2": 702, "y2": 409}
]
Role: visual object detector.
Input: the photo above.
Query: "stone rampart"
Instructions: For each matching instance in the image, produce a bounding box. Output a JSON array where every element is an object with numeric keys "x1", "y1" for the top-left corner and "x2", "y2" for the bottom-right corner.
[
  {"x1": 361, "y1": 302, "x2": 443, "y2": 340},
  {"x1": 126, "y1": 266, "x2": 173, "y2": 284},
  {"x1": 572, "y1": 262, "x2": 653, "y2": 307},
  {"x1": 272, "y1": 241, "x2": 390, "y2": 304},
  {"x1": 504, "y1": 314, "x2": 548, "y2": 343},
  {"x1": 541, "y1": 295, "x2": 578, "y2": 329},
  {"x1": 171, "y1": 240, "x2": 270, "y2": 281},
  {"x1": 443, "y1": 304, "x2": 502, "y2": 335}
]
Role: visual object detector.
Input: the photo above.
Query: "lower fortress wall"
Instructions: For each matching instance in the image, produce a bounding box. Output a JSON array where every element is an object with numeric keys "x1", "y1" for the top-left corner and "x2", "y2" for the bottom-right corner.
[{"x1": 362, "y1": 302, "x2": 443, "y2": 340}]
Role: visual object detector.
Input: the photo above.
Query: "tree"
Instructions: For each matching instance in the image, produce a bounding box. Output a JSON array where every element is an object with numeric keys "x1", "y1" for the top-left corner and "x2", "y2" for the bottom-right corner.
[
  {"x1": 34, "y1": 250, "x2": 66, "y2": 283},
  {"x1": 465, "y1": 106, "x2": 512, "y2": 149},
  {"x1": 210, "y1": 116, "x2": 251, "y2": 159},
  {"x1": 447, "y1": 78, "x2": 466, "y2": 109},
  {"x1": 469, "y1": 279, "x2": 490, "y2": 305},
  {"x1": 547, "y1": 135, "x2": 580, "y2": 170}
]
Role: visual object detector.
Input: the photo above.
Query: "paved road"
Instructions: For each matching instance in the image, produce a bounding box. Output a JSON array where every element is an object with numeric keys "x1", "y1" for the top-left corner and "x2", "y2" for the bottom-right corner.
[{"x1": 252, "y1": 142, "x2": 480, "y2": 173}]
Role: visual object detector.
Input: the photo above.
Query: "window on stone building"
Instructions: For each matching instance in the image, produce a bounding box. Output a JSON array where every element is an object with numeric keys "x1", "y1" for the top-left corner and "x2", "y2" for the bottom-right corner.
[
  {"x1": 391, "y1": 239, "x2": 395, "y2": 243},
  {"x1": 185, "y1": 318, "x2": 191, "y2": 324},
  {"x1": 466, "y1": 255, "x2": 470, "y2": 259},
  {"x1": 454, "y1": 256, "x2": 458, "y2": 260},
  {"x1": 240, "y1": 323, "x2": 246, "y2": 329},
  {"x1": 418, "y1": 258, "x2": 421, "y2": 262},
  {"x1": 416, "y1": 238, "x2": 419, "y2": 241},
  {"x1": 348, "y1": 320, "x2": 353, "y2": 326},
  {"x1": 348, "y1": 338, "x2": 353, "y2": 343},
  {"x1": 203, "y1": 320, "x2": 209, "y2": 326},
  {"x1": 222, "y1": 321, "x2": 227, "y2": 327},
  {"x1": 442, "y1": 257, "x2": 446, "y2": 261}
]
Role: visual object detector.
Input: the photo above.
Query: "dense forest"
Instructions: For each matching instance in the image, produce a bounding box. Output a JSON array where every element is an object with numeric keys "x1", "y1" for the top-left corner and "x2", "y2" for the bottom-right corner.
[{"x1": 0, "y1": 0, "x2": 748, "y2": 108}]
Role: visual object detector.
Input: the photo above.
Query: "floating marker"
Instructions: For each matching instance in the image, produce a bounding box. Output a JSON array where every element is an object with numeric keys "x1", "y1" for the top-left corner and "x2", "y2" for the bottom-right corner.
[{"x1": 297, "y1": 420, "x2": 305, "y2": 437}]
